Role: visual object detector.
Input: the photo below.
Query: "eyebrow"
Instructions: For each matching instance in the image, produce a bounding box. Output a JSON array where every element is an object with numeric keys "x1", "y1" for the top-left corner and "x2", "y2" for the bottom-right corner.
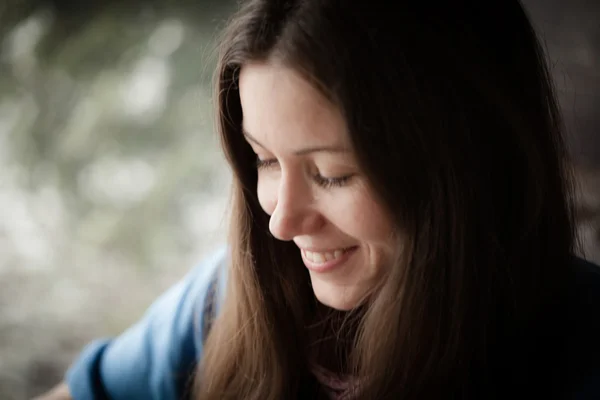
[{"x1": 242, "y1": 129, "x2": 350, "y2": 156}]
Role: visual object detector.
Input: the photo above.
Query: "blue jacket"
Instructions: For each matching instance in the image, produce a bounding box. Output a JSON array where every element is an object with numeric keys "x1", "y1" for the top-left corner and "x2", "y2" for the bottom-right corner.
[
  {"x1": 66, "y1": 247, "x2": 600, "y2": 399},
  {"x1": 66, "y1": 246, "x2": 228, "y2": 400}
]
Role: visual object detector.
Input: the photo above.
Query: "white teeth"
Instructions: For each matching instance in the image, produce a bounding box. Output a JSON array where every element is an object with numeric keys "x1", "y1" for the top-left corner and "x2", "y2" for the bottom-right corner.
[
  {"x1": 304, "y1": 249, "x2": 345, "y2": 264},
  {"x1": 312, "y1": 252, "x2": 325, "y2": 263}
]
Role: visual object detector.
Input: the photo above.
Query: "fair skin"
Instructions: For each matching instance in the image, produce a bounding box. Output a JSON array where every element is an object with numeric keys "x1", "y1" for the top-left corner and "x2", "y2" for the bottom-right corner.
[{"x1": 238, "y1": 60, "x2": 394, "y2": 311}]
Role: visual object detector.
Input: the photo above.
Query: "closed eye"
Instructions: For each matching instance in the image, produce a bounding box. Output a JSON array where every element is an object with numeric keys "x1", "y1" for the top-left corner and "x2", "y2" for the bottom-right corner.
[
  {"x1": 256, "y1": 156, "x2": 354, "y2": 189},
  {"x1": 256, "y1": 158, "x2": 278, "y2": 169},
  {"x1": 313, "y1": 173, "x2": 354, "y2": 189}
]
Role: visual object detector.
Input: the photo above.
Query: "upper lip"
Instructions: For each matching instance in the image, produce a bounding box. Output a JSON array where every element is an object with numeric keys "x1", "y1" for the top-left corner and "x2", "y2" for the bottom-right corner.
[{"x1": 297, "y1": 245, "x2": 356, "y2": 252}]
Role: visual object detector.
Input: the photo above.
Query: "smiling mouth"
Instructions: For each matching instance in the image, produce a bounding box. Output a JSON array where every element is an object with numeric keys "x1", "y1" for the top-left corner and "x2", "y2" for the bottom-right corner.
[
  {"x1": 302, "y1": 246, "x2": 356, "y2": 264},
  {"x1": 300, "y1": 246, "x2": 358, "y2": 273}
]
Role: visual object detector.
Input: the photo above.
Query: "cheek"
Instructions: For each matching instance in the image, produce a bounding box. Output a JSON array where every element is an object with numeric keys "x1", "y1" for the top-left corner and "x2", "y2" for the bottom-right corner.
[
  {"x1": 257, "y1": 176, "x2": 277, "y2": 215},
  {"x1": 331, "y1": 191, "x2": 392, "y2": 242}
]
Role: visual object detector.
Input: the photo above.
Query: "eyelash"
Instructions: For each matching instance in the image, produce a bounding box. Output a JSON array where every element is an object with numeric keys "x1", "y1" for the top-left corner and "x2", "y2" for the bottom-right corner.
[{"x1": 255, "y1": 158, "x2": 353, "y2": 188}]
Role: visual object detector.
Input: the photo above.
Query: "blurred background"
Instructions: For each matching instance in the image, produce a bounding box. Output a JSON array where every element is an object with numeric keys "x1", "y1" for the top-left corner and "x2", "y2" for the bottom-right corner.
[{"x1": 0, "y1": 0, "x2": 598, "y2": 398}]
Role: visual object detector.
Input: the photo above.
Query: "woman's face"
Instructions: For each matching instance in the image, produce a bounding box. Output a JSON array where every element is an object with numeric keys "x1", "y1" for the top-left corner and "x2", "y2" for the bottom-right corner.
[{"x1": 238, "y1": 61, "x2": 394, "y2": 310}]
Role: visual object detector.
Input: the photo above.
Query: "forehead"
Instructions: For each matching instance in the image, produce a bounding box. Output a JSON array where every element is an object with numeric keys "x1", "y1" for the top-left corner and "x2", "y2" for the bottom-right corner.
[{"x1": 238, "y1": 62, "x2": 349, "y2": 150}]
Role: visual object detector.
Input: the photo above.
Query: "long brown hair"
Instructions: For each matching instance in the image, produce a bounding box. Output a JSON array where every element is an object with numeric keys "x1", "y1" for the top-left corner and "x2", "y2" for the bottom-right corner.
[{"x1": 195, "y1": 0, "x2": 577, "y2": 398}]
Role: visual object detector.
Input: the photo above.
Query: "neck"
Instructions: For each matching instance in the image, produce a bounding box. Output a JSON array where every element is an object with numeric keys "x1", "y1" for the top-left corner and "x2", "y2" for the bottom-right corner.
[{"x1": 307, "y1": 302, "x2": 362, "y2": 374}]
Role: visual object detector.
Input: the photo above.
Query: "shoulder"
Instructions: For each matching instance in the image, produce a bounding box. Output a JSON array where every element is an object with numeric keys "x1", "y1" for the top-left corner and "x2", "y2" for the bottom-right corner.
[
  {"x1": 65, "y1": 245, "x2": 230, "y2": 400},
  {"x1": 189, "y1": 244, "x2": 229, "y2": 311},
  {"x1": 142, "y1": 244, "x2": 228, "y2": 345},
  {"x1": 569, "y1": 257, "x2": 600, "y2": 336},
  {"x1": 516, "y1": 257, "x2": 600, "y2": 398},
  {"x1": 191, "y1": 245, "x2": 229, "y2": 347},
  {"x1": 565, "y1": 257, "x2": 600, "y2": 398},
  {"x1": 572, "y1": 256, "x2": 600, "y2": 289}
]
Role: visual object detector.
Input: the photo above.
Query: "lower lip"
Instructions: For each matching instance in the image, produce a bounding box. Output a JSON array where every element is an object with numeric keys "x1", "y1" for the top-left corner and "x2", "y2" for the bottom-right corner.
[{"x1": 301, "y1": 246, "x2": 358, "y2": 273}]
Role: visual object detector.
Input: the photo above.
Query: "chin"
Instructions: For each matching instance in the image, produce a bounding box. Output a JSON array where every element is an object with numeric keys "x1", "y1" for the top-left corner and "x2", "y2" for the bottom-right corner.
[{"x1": 311, "y1": 280, "x2": 363, "y2": 311}]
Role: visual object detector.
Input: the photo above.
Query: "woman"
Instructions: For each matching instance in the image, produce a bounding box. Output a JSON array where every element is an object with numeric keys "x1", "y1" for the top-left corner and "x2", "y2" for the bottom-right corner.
[{"x1": 39, "y1": 0, "x2": 600, "y2": 399}]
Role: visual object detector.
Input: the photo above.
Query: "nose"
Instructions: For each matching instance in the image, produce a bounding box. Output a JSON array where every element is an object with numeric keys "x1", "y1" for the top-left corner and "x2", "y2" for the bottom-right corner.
[{"x1": 268, "y1": 175, "x2": 323, "y2": 241}]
